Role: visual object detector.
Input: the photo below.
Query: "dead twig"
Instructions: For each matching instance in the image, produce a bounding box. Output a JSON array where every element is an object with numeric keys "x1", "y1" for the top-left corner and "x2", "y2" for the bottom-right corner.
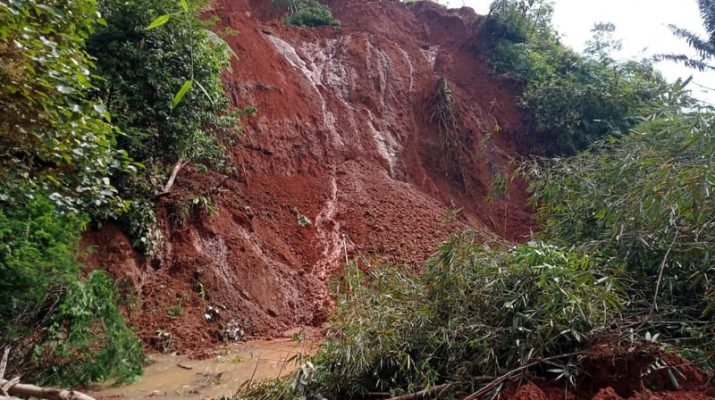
[
  {"x1": 0, "y1": 347, "x2": 9, "y2": 382},
  {"x1": 385, "y1": 383, "x2": 454, "y2": 400},
  {"x1": 463, "y1": 352, "x2": 583, "y2": 400}
]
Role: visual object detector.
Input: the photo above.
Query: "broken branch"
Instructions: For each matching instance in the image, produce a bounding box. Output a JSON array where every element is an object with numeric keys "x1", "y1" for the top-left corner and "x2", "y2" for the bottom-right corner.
[{"x1": 1, "y1": 379, "x2": 96, "y2": 400}]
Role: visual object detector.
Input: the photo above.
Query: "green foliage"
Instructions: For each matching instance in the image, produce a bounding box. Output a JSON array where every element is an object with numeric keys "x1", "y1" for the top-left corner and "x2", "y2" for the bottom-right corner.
[
  {"x1": 481, "y1": 0, "x2": 554, "y2": 47},
  {"x1": 238, "y1": 232, "x2": 621, "y2": 399},
  {"x1": 660, "y1": 0, "x2": 715, "y2": 71},
  {"x1": 0, "y1": 197, "x2": 143, "y2": 386},
  {"x1": 0, "y1": 0, "x2": 131, "y2": 216},
  {"x1": 482, "y1": 1, "x2": 670, "y2": 155},
  {"x1": 86, "y1": 0, "x2": 239, "y2": 253},
  {"x1": 37, "y1": 271, "x2": 144, "y2": 385},
  {"x1": 272, "y1": 0, "x2": 340, "y2": 28},
  {"x1": 0, "y1": 197, "x2": 88, "y2": 325},
  {"x1": 527, "y1": 92, "x2": 715, "y2": 365},
  {"x1": 124, "y1": 200, "x2": 164, "y2": 256}
]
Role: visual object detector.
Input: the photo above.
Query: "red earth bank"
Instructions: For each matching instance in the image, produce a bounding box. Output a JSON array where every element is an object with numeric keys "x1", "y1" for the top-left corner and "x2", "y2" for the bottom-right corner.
[
  {"x1": 84, "y1": 0, "x2": 534, "y2": 353},
  {"x1": 501, "y1": 340, "x2": 715, "y2": 400},
  {"x1": 81, "y1": 1, "x2": 714, "y2": 398}
]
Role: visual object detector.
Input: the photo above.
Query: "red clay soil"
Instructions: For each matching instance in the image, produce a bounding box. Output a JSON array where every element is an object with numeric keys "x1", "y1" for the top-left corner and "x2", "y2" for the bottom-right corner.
[
  {"x1": 80, "y1": 2, "x2": 715, "y2": 398},
  {"x1": 498, "y1": 339, "x2": 715, "y2": 400},
  {"x1": 82, "y1": 0, "x2": 537, "y2": 354}
]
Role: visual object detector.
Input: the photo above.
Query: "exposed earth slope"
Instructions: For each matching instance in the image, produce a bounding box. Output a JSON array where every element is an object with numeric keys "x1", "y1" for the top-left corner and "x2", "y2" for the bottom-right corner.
[{"x1": 83, "y1": 0, "x2": 534, "y2": 353}]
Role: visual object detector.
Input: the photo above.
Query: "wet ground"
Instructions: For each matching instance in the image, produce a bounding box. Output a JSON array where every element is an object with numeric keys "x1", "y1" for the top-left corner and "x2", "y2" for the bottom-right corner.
[{"x1": 89, "y1": 338, "x2": 313, "y2": 400}]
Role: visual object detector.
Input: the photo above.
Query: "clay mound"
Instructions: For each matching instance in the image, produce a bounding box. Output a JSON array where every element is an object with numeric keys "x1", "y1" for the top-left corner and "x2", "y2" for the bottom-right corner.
[
  {"x1": 83, "y1": 0, "x2": 535, "y2": 353},
  {"x1": 501, "y1": 340, "x2": 715, "y2": 400}
]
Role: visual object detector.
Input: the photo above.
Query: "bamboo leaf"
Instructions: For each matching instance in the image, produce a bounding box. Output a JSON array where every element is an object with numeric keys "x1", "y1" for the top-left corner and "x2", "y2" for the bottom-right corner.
[
  {"x1": 171, "y1": 80, "x2": 193, "y2": 108},
  {"x1": 146, "y1": 14, "x2": 170, "y2": 30}
]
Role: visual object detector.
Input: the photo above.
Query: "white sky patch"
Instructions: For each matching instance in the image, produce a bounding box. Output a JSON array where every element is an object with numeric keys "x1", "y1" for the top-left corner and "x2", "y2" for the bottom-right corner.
[{"x1": 443, "y1": 0, "x2": 715, "y2": 105}]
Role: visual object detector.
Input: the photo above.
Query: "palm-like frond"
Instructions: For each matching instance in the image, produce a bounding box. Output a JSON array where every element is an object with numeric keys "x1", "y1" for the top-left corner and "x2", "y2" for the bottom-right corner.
[
  {"x1": 668, "y1": 25, "x2": 715, "y2": 60},
  {"x1": 660, "y1": 0, "x2": 715, "y2": 70},
  {"x1": 659, "y1": 53, "x2": 715, "y2": 71},
  {"x1": 698, "y1": 0, "x2": 715, "y2": 42}
]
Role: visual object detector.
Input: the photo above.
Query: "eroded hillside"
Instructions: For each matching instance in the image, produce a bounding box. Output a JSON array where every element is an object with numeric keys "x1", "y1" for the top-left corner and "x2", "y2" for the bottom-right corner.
[{"x1": 83, "y1": 0, "x2": 535, "y2": 352}]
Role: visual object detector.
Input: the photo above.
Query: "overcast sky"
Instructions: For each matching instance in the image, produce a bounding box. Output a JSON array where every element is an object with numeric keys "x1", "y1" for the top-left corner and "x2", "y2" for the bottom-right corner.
[{"x1": 442, "y1": 0, "x2": 715, "y2": 104}]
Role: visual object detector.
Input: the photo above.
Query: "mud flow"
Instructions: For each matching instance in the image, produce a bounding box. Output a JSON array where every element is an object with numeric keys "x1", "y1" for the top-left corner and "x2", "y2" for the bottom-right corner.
[{"x1": 90, "y1": 338, "x2": 312, "y2": 400}]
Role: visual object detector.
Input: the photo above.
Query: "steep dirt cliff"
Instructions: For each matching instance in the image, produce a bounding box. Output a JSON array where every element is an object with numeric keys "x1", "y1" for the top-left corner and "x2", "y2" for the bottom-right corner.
[{"x1": 83, "y1": 0, "x2": 535, "y2": 353}]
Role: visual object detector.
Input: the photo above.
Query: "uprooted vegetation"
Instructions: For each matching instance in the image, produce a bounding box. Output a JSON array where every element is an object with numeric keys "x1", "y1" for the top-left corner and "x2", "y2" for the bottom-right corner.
[{"x1": 426, "y1": 78, "x2": 472, "y2": 190}]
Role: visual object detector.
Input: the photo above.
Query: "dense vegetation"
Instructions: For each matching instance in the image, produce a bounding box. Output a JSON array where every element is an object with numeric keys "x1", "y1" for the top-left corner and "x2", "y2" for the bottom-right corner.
[
  {"x1": 0, "y1": 0, "x2": 129, "y2": 215},
  {"x1": 1, "y1": 0, "x2": 712, "y2": 394},
  {"x1": 0, "y1": 0, "x2": 240, "y2": 386},
  {"x1": 482, "y1": 0, "x2": 670, "y2": 154},
  {"x1": 87, "y1": 0, "x2": 242, "y2": 254},
  {"x1": 271, "y1": 0, "x2": 340, "y2": 28}
]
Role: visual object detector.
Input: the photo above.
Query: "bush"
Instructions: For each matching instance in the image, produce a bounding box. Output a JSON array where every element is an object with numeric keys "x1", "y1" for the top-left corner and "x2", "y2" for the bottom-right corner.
[
  {"x1": 273, "y1": 0, "x2": 340, "y2": 28},
  {"x1": 481, "y1": 1, "x2": 670, "y2": 155},
  {"x1": 0, "y1": 197, "x2": 143, "y2": 386},
  {"x1": 237, "y1": 232, "x2": 621, "y2": 399},
  {"x1": 527, "y1": 92, "x2": 715, "y2": 366},
  {"x1": 36, "y1": 271, "x2": 144, "y2": 385},
  {"x1": 87, "y1": 0, "x2": 241, "y2": 253},
  {"x1": 0, "y1": 0, "x2": 130, "y2": 216}
]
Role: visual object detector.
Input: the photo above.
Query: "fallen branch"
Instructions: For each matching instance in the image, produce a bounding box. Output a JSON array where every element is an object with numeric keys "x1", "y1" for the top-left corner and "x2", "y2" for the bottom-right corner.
[
  {"x1": 385, "y1": 383, "x2": 453, "y2": 400},
  {"x1": 463, "y1": 352, "x2": 583, "y2": 400},
  {"x1": 1, "y1": 379, "x2": 96, "y2": 400}
]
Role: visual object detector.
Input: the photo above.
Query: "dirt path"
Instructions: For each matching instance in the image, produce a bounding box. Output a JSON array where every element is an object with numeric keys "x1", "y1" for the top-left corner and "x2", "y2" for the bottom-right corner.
[{"x1": 89, "y1": 338, "x2": 312, "y2": 400}]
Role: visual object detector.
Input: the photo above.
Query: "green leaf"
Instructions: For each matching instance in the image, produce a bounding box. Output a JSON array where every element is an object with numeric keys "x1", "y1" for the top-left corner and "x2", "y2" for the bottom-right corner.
[
  {"x1": 180, "y1": 0, "x2": 190, "y2": 13},
  {"x1": 146, "y1": 15, "x2": 170, "y2": 30},
  {"x1": 171, "y1": 80, "x2": 193, "y2": 108}
]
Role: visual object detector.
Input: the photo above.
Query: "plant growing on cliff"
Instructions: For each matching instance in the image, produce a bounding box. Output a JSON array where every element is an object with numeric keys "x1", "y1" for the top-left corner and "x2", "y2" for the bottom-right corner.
[
  {"x1": 482, "y1": 1, "x2": 671, "y2": 155},
  {"x1": 87, "y1": 0, "x2": 241, "y2": 253},
  {"x1": 0, "y1": 197, "x2": 143, "y2": 386},
  {"x1": 272, "y1": 0, "x2": 340, "y2": 28}
]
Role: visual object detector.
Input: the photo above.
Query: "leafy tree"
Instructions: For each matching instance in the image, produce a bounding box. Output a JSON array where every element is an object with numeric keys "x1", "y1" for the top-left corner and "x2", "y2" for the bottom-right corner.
[
  {"x1": 662, "y1": 0, "x2": 715, "y2": 70},
  {"x1": 87, "y1": 0, "x2": 241, "y2": 253},
  {"x1": 0, "y1": 0, "x2": 130, "y2": 217},
  {"x1": 527, "y1": 86, "x2": 714, "y2": 366},
  {"x1": 482, "y1": 2, "x2": 671, "y2": 154},
  {"x1": 584, "y1": 22, "x2": 622, "y2": 62}
]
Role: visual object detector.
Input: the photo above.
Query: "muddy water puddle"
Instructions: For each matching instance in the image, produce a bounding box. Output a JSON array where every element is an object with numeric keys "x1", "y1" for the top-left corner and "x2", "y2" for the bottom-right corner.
[{"x1": 90, "y1": 338, "x2": 313, "y2": 400}]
